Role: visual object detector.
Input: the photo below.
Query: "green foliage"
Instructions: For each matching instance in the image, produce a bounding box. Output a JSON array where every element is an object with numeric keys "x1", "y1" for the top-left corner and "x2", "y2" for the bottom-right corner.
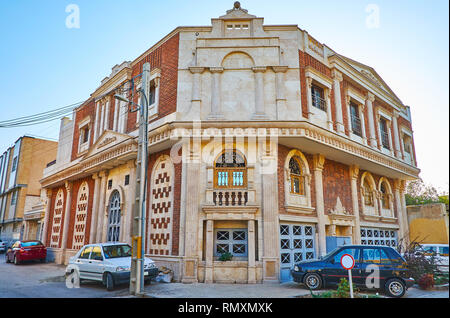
[
  {"x1": 434, "y1": 273, "x2": 449, "y2": 286},
  {"x1": 405, "y1": 179, "x2": 448, "y2": 206},
  {"x1": 219, "y1": 252, "x2": 233, "y2": 261}
]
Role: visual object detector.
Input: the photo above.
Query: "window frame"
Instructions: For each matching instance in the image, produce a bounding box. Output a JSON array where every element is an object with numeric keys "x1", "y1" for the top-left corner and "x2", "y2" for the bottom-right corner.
[
  {"x1": 311, "y1": 84, "x2": 326, "y2": 112},
  {"x1": 379, "y1": 117, "x2": 390, "y2": 149},
  {"x1": 213, "y1": 150, "x2": 247, "y2": 189},
  {"x1": 289, "y1": 156, "x2": 305, "y2": 196},
  {"x1": 214, "y1": 228, "x2": 248, "y2": 258},
  {"x1": 350, "y1": 101, "x2": 362, "y2": 137}
]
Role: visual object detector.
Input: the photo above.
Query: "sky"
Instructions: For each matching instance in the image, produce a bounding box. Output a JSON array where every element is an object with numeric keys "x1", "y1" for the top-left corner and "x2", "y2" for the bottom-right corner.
[{"x1": 0, "y1": 0, "x2": 448, "y2": 192}]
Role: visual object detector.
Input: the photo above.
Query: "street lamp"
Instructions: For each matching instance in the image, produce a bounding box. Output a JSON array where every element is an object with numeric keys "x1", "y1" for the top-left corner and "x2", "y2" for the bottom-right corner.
[{"x1": 114, "y1": 62, "x2": 150, "y2": 296}]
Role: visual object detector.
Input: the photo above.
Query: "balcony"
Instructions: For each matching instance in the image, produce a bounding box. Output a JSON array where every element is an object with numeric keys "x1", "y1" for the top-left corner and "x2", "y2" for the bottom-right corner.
[{"x1": 212, "y1": 190, "x2": 248, "y2": 206}]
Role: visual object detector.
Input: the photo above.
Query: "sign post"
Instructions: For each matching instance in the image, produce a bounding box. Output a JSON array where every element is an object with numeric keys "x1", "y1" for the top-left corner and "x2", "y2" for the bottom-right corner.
[{"x1": 340, "y1": 254, "x2": 355, "y2": 298}]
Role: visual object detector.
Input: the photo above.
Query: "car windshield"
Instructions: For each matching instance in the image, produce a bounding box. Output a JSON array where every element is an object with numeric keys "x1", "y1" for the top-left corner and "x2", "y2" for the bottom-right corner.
[
  {"x1": 21, "y1": 241, "x2": 42, "y2": 247},
  {"x1": 320, "y1": 247, "x2": 341, "y2": 260},
  {"x1": 102, "y1": 245, "x2": 132, "y2": 259}
]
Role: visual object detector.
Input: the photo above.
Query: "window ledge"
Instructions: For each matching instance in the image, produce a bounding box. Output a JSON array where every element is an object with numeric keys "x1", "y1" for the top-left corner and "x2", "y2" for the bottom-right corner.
[{"x1": 284, "y1": 205, "x2": 315, "y2": 214}]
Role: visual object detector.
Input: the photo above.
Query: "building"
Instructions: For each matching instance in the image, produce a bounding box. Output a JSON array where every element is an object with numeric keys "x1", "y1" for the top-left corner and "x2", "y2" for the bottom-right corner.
[
  {"x1": 0, "y1": 136, "x2": 57, "y2": 241},
  {"x1": 407, "y1": 203, "x2": 449, "y2": 244},
  {"x1": 40, "y1": 2, "x2": 420, "y2": 283}
]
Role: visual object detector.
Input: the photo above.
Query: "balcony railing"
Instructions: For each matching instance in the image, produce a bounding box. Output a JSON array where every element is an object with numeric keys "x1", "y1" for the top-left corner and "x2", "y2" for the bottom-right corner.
[
  {"x1": 213, "y1": 190, "x2": 248, "y2": 206},
  {"x1": 312, "y1": 94, "x2": 327, "y2": 112},
  {"x1": 351, "y1": 115, "x2": 362, "y2": 137}
]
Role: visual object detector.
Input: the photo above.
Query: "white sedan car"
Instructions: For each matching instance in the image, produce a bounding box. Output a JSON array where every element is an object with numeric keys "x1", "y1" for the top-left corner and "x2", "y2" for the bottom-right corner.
[{"x1": 66, "y1": 242, "x2": 158, "y2": 291}]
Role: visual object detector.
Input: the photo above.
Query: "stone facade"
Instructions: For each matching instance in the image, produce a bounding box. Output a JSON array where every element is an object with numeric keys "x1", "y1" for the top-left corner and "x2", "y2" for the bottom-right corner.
[{"x1": 40, "y1": 3, "x2": 420, "y2": 283}]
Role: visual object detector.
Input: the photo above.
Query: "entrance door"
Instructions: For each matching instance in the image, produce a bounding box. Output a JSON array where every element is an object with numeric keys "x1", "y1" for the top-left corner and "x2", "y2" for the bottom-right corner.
[
  {"x1": 279, "y1": 224, "x2": 316, "y2": 282},
  {"x1": 107, "y1": 191, "x2": 121, "y2": 242}
]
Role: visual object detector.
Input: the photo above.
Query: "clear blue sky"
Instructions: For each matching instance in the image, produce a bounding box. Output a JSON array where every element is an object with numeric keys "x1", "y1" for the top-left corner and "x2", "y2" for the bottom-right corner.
[{"x1": 0, "y1": 0, "x2": 448, "y2": 191}]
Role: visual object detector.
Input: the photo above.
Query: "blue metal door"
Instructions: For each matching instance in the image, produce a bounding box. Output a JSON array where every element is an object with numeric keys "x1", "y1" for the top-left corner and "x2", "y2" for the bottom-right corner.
[{"x1": 279, "y1": 224, "x2": 316, "y2": 282}]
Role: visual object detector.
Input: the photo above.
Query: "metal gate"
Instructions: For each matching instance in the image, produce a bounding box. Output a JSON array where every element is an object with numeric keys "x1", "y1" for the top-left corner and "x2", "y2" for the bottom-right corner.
[{"x1": 279, "y1": 224, "x2": 316, "y2": 282}]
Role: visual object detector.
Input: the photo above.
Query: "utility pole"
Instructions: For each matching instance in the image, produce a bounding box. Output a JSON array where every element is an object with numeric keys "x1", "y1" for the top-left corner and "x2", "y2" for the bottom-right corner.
[{"x1": 130, "y1": 62, "x2": 150, "y2": 296}]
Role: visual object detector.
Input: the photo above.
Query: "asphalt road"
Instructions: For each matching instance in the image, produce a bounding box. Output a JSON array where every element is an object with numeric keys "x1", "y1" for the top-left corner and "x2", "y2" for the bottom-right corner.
[{"x1": 0, "y1": 253, "x2": 447, "y2": 298}]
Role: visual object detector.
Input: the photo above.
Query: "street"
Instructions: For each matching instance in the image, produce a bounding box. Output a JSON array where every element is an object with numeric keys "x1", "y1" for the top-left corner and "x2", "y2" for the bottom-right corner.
[{"x1": 0, "y1": 256, "x2": 448, "y2": 298}]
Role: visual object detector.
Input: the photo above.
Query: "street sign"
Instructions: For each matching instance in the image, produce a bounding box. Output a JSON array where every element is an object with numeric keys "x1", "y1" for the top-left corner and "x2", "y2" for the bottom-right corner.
[
  {"x1": 340, "y1": 254, "x2": 355, "y2": 298},
  {"x1": 340, "y1": 254, "x2": 355, "y2": 270}
]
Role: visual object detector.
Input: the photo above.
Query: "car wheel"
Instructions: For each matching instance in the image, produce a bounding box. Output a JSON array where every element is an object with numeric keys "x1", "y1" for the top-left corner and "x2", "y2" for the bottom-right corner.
[
  {"x1": 385, "y1": 278, "x2": 406, "y2": 298},
  {"x1": 5, "y1": 254, "x2": 10, "y2": 263},
  {"x1": 14, "y1": 255, "x2": 20, "y2": 265},
  {"x1": 304, "y1": 273, "x2": 322, "y2": 290},
  {"x1": 105, "y1": 273, "x2": 114, "y2": 291}
]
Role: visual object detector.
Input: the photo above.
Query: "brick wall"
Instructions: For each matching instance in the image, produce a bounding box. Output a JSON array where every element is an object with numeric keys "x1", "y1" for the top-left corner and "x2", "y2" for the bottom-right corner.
[
  {"x1": 71, "y1": 99, "x2": 96, "y2": 161},
  {"x1": 145, "y1": 148, "x2": 182, "y2": 256},
  {"x1": 66, "y1": 177, "x2": 95, "y2": 249},
  {"x1": 127, "y1": 33, "x2": 180, "y2": 131},
  {"x1": 45, "y1": 187, "x2": 66, "y2": 248},
  {"x1": 322, "y1": 159, "x2": 353, "y2": 214}
]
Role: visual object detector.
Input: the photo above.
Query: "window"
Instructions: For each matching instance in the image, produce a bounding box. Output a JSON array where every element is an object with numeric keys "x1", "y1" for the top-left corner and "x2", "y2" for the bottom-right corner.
[
  {"x1": 79, "y1": 246, "x2": 92, "y2": 259},
  {"x1": 214, "y1": 229, "x2": 248, "y2": 258},
  {"x1": 380, "y1": 182, "x2": 390, "y2": 209},
  {"x1": 11, "y1": 191, "x2": 17, "y2": 206},
  {"x1": 350, "y1": 102, "x2": 362, "y2": 136},
  {"x1": 108, "y1": 180, "x2": 112, "y2": 190},
  {"x1": 103, "y1": 244, "x2": 132, "y2": 259},
  {"x1": 214, "y1": 150, "x2": 247, "y2": 189},
  {"x1": 363, "y1": 180, "x2": 374, "y2": 207},
  {"x1": 124, "y1": 175, "x2": 130, "y2": 186},
  {"x1": 311, "y1": 84, "x2": 326, "y2": 111},
  {"x1": 361, "y1": 228, "x2": 397, "y2": 247},
  {"x1": 439, "y1": 246, "x2": 449, "y2": 256},
  {"x1": 289, "y1": 157, "x2": 304, "y2": 195},
  {"x1": 333, "y1": 248, "x2": 360, "y2": 264},
  {"x1": 90, "y1": 246, "x2": 103, "y2": 260},
  {"x1": 149, "y1": 82, "x2": 156, "y2": 106},
  {"x1": 403, "y1": 135, "x2": 412, "y2": 154},
  {"x1": 379, "y1": 118, "x2": 390, "y2": 149},
  {"x1": 362, "y1": 248, "x2": 391, "y2": 265},
  {"x1": 81, "y1": 126, "x2": 89, "y2": 144},
  {"x1": 11, "y1": 157, "x2": 18, "y2": 172}
]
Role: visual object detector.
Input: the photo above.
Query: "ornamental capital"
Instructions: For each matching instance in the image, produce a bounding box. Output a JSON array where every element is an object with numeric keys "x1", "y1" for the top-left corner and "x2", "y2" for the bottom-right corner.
[
  {"x1": 313, "y1": 154, "x2": 326, "y2": 171},
  {"x1": 349, "y1": 165, "x2": 360, "y2": 180},
  {"x1": 332, "y1": 69, "x2": 343, "y2": 82},
  {"x1": 366, "y1": 92, "x2": 375, "y2": 103}
]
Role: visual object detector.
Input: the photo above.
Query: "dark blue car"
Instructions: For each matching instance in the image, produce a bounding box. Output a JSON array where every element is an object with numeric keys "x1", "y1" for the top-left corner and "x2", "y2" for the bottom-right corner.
[{"x1": 291, "y1": 245, "x2": 415, "y2": 297}]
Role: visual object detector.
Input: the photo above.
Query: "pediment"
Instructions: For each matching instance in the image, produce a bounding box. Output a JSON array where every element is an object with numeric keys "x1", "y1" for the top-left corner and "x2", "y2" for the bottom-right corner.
[
  {"x1": 219, "y1": 2, "x2": 257, "y2": 20},
  {"x1": 82, "y1": 130, "x2": 135, "y2": 160},
  {"x1": 337, "y1": 55, "x2": 403, "y2": 105}
]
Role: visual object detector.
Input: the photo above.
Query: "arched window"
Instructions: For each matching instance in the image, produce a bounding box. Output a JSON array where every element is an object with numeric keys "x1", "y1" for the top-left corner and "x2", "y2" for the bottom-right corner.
[
  {"x1": 72, "y1": 182, "x2": 89, "y2": 250},
  {"x1": 214, "y1": 150, "x2": 247, "y2": 189},
  {"x1": 107, "y1": 191, "x2": 121, "y2": 242},
  {"x1": 380, "y1": 182, "x2": 390, "y2": 209},
  {"x1": 289, "y1": 157, "x2": 305, "y2": 195},
  {"x1": 363, "y1": 179, "x2": 374, "y2": 207},
  {"x1": 50, "y1": 189, "x2": 64, "y2": 248}
]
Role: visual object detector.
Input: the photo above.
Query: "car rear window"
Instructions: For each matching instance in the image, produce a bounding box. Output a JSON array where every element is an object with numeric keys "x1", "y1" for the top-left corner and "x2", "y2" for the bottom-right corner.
[
  {"x1": 385, "y1": 247, "x2": 404, "y2": 264},
  {"x1": 21, "y1": 241, "x2": 42, "y2": 247}
]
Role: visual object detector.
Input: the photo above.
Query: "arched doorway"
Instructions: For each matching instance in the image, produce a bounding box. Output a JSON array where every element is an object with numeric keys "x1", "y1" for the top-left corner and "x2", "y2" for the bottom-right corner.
[{"x1": 107, "y1": 191, "x2": 121, "y2": 242}]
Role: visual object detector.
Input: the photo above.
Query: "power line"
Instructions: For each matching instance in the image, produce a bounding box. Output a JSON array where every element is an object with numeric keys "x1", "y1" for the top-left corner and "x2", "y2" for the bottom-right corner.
[{"x1": 0, "y1": 102, "x2": 83, "y2": 128}]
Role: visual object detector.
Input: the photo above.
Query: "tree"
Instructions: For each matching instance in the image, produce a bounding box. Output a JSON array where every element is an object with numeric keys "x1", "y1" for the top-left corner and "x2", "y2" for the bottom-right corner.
[{"x1": 405, "y1": 178, "x2": 447, "y2": 206}]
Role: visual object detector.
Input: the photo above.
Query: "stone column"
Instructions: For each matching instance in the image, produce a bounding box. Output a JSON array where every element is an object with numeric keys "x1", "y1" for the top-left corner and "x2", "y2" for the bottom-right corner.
[
  {"x1": 326, "y1": 89, "x2": 333, "y2": 130},
  {"x1": 113, "y1": 99, "x2": 119, "y2": 132},
  {"x1": 365, "y1": 93, "x2": 377, "y2": 148},
  {"x1": 103, "y1": 98, "x2": 110, "y2": 131},
  {"x1": 332, "y1": 70, "x2": 345, "y2": 135},
  {"x1": 261, "y1": 152, "x2": 280, "y2": 282},
  {"x1": 349, "y1": 165, "x2": 361, "y2": 244},
  {"x1": 189, "y1": 67, "x2": 204, "y2": 117},
  {"x1": 61, "y1": 181, "x2": 73, "y2": 251},
  {"x1": 96, "y1": 171, "x2": 108, "y2": 243},
  {"x1": 252, "y1": 67, "x2": 268, "y2": 120},
  {"x1": 204, "y1": 219, "x2": 214, "y2": 284},
  {"x1": 273, "y1": 66, "x2": 288, "y2": 120},
  {"x1": 182, "y1": 147, "x2": 201, "y2": 283},
  {"x1": 89, "y1": 173, "x2": 100, "y2": 243},
  {"x1": 123, "y1": 160, "x2": 136, "y2": 245},
  {"x1": 94, "y1": 102, "x2": 100, "y2": 142},
  {"x1": 41, "y1": 189, "x2": 52, "y2": 246},
  {"x1": 247, "y1": 219, "x2": 256, "y2": 284},
  {"x1": 392, "y1": 111, "x2": 402, "y2": 158},
  {"x1": 305, "y1": 77, "x2": 313, "y2": 119},
  {"x1": 208, "y1": 67, "x2": 224, "y2": 120},
  {"x1": 99, "y1": 102, "x2": 105, "y2": 137},
  {"x1": 313, "y1": 154, "x2": 327, "y2": 256},
  {"x1": 395, "y1": 180, "x2": 409, "y2": 248},
  {"x1": 359, "y1": 104, "x2": 367, "y2": 145}
]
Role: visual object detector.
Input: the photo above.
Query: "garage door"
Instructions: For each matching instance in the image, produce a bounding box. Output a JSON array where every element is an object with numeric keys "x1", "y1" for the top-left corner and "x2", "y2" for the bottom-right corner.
[{"x1": 279, "y1": 224, "x2": 316, "y2": 282}]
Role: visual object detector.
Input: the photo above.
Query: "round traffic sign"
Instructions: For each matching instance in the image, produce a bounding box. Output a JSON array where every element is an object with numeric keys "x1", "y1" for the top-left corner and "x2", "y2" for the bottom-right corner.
[{"x1": 340, "y1": 254, "x2": 355, "y2": 270}]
